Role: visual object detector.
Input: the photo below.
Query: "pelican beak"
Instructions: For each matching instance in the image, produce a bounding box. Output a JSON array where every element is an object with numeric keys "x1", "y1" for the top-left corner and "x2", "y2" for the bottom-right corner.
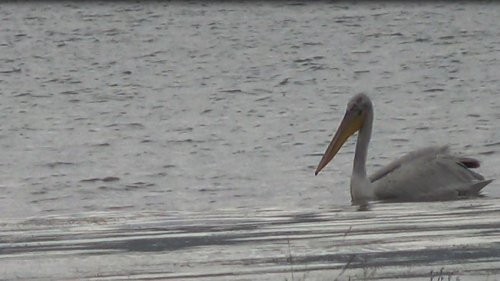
[{"x1": 315, "y1": 109, "x2": 364, "y2": 175}]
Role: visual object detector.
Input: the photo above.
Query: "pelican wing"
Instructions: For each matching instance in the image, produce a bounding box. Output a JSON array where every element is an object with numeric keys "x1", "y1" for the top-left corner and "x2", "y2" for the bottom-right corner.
[
  {"x1": 369, "y1": 146, "x2": 449, "y2": 183},
  {"x1": 370, "y1": 146, "x2": 492, "y2": 201}
]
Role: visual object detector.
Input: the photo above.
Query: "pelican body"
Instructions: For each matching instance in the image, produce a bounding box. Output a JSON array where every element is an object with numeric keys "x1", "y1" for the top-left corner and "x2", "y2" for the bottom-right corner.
[{"x1": 315, "y1": 94, "x2": 492, "y2": 205}]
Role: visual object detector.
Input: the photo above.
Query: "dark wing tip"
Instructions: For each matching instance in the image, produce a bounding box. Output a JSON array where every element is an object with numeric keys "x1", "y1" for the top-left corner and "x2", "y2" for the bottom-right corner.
[{"x1": 458, "y1": 157, "x2": 480, "y2": 169}]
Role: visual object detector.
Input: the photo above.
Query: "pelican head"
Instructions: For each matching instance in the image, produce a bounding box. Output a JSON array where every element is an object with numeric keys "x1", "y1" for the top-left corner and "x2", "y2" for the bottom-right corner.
[{"x1": 315, "y1": 93, "x2": 373, "y2": 176}]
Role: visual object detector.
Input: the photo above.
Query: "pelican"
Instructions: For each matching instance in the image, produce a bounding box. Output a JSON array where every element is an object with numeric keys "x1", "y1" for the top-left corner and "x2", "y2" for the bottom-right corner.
[{"x1": 315, "y1": 94, "x2": 492, "y2": 205}]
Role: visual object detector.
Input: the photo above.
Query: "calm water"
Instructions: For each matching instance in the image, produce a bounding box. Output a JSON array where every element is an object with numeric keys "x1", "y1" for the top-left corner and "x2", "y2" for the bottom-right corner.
[
  {"x1": 1, "y1": 2, "x2": 500, "y2": 280},
  {"x1": 2, "y1": 200, "x2": 500, "y2": 280}
]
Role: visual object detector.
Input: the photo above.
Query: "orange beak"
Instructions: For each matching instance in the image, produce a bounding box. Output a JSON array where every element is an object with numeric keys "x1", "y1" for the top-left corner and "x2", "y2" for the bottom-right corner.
[{"x1": 315, "y1": 109, "x2": 365, "y2": 175}]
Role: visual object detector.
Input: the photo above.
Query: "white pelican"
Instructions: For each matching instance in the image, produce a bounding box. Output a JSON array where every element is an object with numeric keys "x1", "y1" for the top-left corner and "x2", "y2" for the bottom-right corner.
[{"x1": 315, "y1": 94, "x2": 492, "y2": 205}]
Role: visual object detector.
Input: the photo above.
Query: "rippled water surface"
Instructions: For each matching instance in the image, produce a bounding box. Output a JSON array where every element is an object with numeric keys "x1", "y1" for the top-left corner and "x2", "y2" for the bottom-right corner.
[{"x1": 1, "y1": 2, "x2": 500, "y2": 280}]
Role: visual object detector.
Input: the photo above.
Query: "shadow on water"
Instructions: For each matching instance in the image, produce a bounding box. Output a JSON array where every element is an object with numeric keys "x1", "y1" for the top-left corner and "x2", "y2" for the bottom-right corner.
[{"x1": 1, "y1": 199, "x2": 500, "y2": 280}]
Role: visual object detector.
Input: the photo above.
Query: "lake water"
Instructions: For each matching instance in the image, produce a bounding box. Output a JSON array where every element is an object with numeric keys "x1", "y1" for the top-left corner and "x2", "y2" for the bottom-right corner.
[{"x1": 0, "y1": 2, "x2": 499, "y2": 280}]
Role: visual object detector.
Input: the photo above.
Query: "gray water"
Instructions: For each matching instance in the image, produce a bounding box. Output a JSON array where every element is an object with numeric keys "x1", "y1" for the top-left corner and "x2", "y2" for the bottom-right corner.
[{"x1": 1, "y1": 2, "x2": 500, "y2": 280}]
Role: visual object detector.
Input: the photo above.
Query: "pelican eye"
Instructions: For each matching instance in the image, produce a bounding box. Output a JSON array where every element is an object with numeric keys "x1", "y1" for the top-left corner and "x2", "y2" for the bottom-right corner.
[{"x1": 350, "y1": 106, "x2": 362, "y2": 116}]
